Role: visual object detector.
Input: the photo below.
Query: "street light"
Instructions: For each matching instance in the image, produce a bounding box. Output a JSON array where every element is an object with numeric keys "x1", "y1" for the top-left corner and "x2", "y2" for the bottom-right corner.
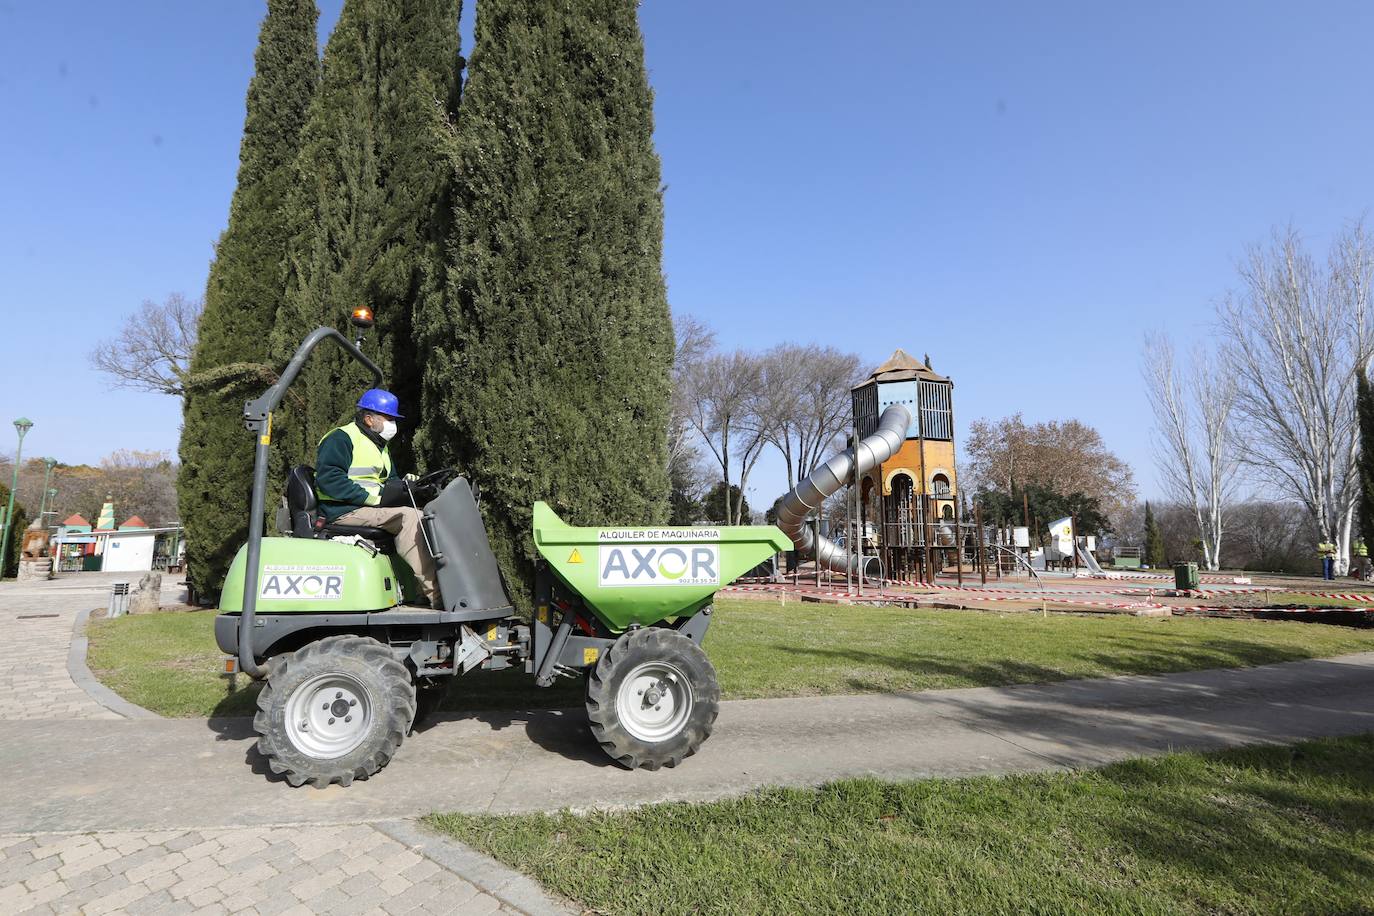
[
  {"x1": 0, "y1": 417, "x2": 34, "y2": 580},
  {"x1": 36, "y1": 458, "x2": 56, "y2": 527}
]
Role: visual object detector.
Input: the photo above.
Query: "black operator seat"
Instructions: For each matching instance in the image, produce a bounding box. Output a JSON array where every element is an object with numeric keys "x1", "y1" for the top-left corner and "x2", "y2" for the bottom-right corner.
[{"x1": 285, "y1": 465, "x2": 395, "y2": 546}]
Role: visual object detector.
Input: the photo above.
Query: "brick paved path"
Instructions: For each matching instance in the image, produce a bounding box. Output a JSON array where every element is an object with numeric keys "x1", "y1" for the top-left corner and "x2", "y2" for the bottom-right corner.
[
  {"x1": 0, "y1": 577, "x2": 135, "y2": 720},
  {"x1": 0, "y1": 824, "x2": 516, "y2": 916},
  {"x1": 0, "y1": 576, "x2": 569, "y2": 916}
]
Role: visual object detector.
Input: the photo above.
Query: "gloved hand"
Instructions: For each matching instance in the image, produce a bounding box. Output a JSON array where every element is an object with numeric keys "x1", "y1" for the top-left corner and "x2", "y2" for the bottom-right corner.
[
  {"x1": 404, "y1": 473, "x2": 419, "y2": 483},
  {"x1": 379, "y1": 477, "x2": 409, "y2": 507}
]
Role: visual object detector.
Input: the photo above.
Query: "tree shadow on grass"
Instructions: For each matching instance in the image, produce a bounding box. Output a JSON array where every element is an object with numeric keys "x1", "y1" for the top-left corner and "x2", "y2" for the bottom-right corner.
[
  {"x1": 772, "y1": 633, "x2": 1332, "y2": 696},
  {"x1": 1071, "y1": 636, "x2": 1319, "y2": 680},
  {"x1": 1093, "y1": 737, "x2": 1374, "y2": 908},
  {"x1": 771, "y1": 642, "x2": 1086, "y2": 695}
]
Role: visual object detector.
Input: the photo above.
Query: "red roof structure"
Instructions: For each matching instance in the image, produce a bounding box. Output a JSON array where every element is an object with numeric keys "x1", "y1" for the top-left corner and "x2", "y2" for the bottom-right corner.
[
  {"x1": 118, "y1": 516, "x2": 149, "y2": 529},
  {"x1": 63, "y1": 514, "x2": 91, "y2": 527}
]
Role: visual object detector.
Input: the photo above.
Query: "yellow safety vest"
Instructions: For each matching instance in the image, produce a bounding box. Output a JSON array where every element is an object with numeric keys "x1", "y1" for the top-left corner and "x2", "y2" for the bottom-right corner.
[
  {"x1": 1355, "y1": 539, "x2": 1368, "y2": 558},
  {"x1": 317, "y1": 423, "x2": 392, "y2": 507},
  {"x1": 1317, "y1": 541, "x2": 1336, "y2": 558}
]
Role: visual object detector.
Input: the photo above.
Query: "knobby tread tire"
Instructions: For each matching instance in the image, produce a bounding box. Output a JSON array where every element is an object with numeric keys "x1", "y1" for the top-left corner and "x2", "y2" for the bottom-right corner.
[
  {"x1": 253, "y1": 635, "x2": 416, "y2": 788},
  {"x1": 585, "y1": 627, "x2": 719, "y2": 770}
]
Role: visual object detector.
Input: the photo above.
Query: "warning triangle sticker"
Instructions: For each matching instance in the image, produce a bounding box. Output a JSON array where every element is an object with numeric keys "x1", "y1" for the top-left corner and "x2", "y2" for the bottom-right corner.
[{"x1": 568, "y1": 548, "x2": 583, "y2": 564}]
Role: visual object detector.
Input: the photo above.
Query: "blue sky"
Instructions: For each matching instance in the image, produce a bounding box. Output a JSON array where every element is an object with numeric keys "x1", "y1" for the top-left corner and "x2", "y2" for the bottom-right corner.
[{"x1": 3, "y1": 0, "x2": 1373, "y2": 512}]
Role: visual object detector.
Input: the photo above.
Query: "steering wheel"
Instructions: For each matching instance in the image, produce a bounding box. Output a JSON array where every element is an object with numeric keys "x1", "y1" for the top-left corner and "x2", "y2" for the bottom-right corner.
[{"x1": 416, "y1": 467, "x2": 461, "y2": 489}]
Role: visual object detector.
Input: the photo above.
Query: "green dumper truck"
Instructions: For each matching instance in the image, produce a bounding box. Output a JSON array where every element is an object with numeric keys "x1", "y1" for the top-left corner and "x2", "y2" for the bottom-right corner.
[{"x1": 215, "y1": 321, "x2": 789, "y2": 787}]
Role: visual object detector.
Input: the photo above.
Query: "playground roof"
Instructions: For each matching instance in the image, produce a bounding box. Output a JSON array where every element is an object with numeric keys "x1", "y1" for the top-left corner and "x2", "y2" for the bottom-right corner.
[{"x1": 854, "y1": 348, "x2": 950, "y2": 387}]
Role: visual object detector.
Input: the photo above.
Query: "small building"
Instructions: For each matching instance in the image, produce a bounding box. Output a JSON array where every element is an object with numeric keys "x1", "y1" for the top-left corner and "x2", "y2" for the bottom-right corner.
[{"x1": 51, "y1": 507, "x2": 184, "y2": 574}]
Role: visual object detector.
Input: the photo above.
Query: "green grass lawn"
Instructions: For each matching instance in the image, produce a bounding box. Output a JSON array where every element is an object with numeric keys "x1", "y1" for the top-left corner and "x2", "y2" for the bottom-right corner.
[
  {"x1": 85, "y1": 598, "x2": 1374, "y2": 718},
  {"x1": 85, "y1": 610, "x2": 261, "y2": 718},
  {"x1": 704, "y1": 599, "x2": 1374, "y2": 698},
  {"x1": 429, "y1": 734, "x2": 1374, "y2": 915}
]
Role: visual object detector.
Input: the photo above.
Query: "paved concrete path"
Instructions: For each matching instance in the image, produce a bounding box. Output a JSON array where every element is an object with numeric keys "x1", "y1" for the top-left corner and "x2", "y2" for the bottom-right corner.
[
  {"x1": 0, "y1": 577, "x2": 571, "y2": 916},
  {"x1": 4, "y1": 652, "x2": 1372, "y2": 834}
]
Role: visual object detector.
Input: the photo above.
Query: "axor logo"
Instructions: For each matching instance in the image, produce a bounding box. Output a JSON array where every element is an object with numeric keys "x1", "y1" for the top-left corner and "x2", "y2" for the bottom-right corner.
[
  {"x1": 598, "y1": 545, "x2": 719, "y2": 588},
  {"x1": 259, "y1": 564, "x2": 345, "y2": 601}
]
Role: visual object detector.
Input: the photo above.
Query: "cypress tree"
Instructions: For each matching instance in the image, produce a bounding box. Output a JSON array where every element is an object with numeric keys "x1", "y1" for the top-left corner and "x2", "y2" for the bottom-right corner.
[
  {"x1": 416, "y1": 0, "x2": 673, "y2": 599},
  {"x1": 1357, "y1": 368, "x2": 1374, "y2": 543},
  {"x1": 1143, "y1": 501, "x2": 1166, "y2": 568},
  {"x1": 177, "y1": 0, "x2": 319, "y2": 599},
  {"x1": 272, "y1": 0, "x2": 463, "y2": 467},
  {"x1": 0, "y1": 485, "x2": 28, "y2": 580}
]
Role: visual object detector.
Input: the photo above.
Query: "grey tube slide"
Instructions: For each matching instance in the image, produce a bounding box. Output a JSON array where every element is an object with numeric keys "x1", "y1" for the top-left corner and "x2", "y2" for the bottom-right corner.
[{"x1": 776, "y1": 403, "x2": 911, "y2": 578}]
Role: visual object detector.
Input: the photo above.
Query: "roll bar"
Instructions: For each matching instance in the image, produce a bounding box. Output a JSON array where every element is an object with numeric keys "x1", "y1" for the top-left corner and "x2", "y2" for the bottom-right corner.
[{"x1": 237, "y1": 327, "x2": 383, "y2": 677}]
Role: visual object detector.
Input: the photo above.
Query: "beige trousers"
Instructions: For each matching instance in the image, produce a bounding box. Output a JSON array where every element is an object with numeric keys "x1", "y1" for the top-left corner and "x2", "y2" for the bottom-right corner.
[{"x1": 335, "y1": 506, "x2": 439, "y2": 605}]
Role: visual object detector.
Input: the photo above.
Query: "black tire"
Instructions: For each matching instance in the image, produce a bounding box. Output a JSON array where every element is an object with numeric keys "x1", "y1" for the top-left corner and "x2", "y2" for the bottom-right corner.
[
  {"x1": 585, "y1": 627, "x2": 719, "y2": 770},
  {"x1": 254, "y1": 635, "x2": 416, "y2": 788}
]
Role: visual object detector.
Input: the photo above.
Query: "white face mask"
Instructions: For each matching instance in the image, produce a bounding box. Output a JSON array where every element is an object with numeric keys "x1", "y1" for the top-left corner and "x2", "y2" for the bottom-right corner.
[{"x1": 378, "y1": 419, "x2": 398, "y2": 441}]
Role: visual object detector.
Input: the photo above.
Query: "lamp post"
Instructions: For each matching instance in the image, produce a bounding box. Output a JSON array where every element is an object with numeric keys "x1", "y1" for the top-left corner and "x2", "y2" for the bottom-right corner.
[
  {"x1": 36, "y1": 458, "x2": 56, "y2": 527},
  {"x1": 1, "y1": 417, "x2": 34, "y2": 580}
]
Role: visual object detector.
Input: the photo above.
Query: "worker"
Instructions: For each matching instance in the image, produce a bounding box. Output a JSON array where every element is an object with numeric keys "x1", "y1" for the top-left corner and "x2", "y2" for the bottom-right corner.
[
  {"x1": 1354, "y1": 538, "x2": 1370, "y2": 581},
  {"x1": 315, "y1": 389, "x2": 439, "y2": 607},
  {"x1": 1318, "y1": 540, "x2": 1336, "y2": 581}
]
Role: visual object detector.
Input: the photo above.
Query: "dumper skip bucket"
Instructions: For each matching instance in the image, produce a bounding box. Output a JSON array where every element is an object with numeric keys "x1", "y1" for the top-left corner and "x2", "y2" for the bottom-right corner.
[{"x1": 531, "y1": 502, "x2": 790, "y2": 631}]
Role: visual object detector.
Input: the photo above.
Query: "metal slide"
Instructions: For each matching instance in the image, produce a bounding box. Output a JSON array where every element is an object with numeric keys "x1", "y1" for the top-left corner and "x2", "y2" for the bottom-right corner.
[
  {"x1": 776, "y1": 403, "x2": 911, "y2": 577},
  {"x1": 1075, "y1": 542, "x2": 1105, "y2": 576}
]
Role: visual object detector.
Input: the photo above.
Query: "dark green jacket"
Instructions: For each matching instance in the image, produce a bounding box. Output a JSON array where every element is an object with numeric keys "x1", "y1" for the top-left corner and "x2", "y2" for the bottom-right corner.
[{"x1": 315, "y1": 420, "x2": 398, "y2": 522}]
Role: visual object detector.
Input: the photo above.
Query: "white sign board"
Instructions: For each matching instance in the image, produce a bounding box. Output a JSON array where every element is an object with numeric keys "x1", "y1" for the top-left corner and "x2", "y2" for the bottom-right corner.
[{"x1": 103, "y1": 535, "x2": 155, "y2": 572}]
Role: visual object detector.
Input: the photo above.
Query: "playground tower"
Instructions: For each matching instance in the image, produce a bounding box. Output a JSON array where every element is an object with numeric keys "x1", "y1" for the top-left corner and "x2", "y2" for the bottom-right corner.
[{"x1": 852, "y1": 349, "x2": 957, "y2": 582}]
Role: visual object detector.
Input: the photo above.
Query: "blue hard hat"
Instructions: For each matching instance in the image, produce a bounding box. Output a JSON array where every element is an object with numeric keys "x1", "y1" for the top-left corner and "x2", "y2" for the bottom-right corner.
[{"x1": 357, "y1": 388, "x2": 403, "y2": 418}]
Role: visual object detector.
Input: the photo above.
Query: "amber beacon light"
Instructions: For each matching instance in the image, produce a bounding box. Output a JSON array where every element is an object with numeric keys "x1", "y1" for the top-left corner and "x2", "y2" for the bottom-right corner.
[{"x1": 349, "y1": 306, "x2": 375, "y2": 345}]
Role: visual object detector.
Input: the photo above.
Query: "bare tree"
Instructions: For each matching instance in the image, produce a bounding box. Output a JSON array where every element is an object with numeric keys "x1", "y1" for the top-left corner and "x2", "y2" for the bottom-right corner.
[
  {"x1": 668, "y1": 314, "x2": 717, "y2": 475},
  {"x1": 794, "y1": 346, "x2": 862, "y2": 481},
  {"x1": 0, "y1": 450, "x2": 181, "y2": 528},
  {"x1": 88, "y1": 294, "x2": 201, "y2": 396},
  {"x1": 665, "y1": 314, "x2": 717, "y2": 523},
  {"x1": 1224, "y1": 500, "x2": 1318, "y2": 574},
  {"x1": 758, "y1": 344, "x2": 861, "y2": 490},
  {"x1": 97, "y1": 450, "x2": 180, "y2": 527},
  {"x1": 1142, "y1": 333, "x2": 1239, "y2": 569},
  {"x1": 683, "y1": 350, "x2": 767, "y2": 525},
  {"x1": 1218, "y1": 223, "x2": 1374, "y2": 575},
  {"x1": 756, "y1": 345, "x2": 806, "y2": 489}
]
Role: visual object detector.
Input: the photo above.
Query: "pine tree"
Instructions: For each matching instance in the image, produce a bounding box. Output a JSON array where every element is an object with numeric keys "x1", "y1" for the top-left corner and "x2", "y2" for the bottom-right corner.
[
  {"x1": 1143, "y1": 501, "x2": 1166, "y2": 568},
  {"x1": 416, "y1": 0, "x2": 673, "y2": 599},
  {"x1": 1356, "y1": 368, "x2": 1374, "y2": 542},
  {"x1": 177, "y1": 0, "x2": 319, "y2": 599},
  {"x1": 703, "y1": 483, "x2": 750, "y2": 526},
  {"x1": 272, "y1": 0, "x2": 463, "y2": 467}
]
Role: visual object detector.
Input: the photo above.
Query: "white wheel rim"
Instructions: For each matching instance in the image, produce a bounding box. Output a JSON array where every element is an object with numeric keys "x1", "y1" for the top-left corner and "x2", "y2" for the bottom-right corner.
[
  {"x1": 284, "y1": 673, "x2": 372, "y2": 759},
  {"x1": 616, "y1": 660, "x2": 693, "y2": 743}
]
